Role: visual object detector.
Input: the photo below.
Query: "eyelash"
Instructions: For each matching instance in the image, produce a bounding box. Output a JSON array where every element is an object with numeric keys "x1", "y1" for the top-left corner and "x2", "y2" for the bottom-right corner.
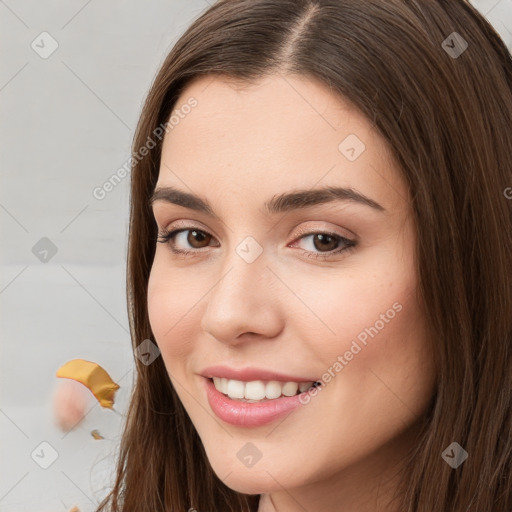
[{"x1": 156, "y1": 225, "x2": 357, "y2": 261}]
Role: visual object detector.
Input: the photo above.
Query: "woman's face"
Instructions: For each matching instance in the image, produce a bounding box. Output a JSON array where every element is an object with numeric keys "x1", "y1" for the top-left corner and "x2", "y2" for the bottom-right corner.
[{"x1": 147, "y1": 73, "x2": 436, "y2": 509}]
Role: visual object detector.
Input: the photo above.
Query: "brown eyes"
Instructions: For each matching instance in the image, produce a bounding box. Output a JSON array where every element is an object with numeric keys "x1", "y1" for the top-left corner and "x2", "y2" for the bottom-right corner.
[{"x1": 156, "y1": 226, "x2": 356, "y2": 260}]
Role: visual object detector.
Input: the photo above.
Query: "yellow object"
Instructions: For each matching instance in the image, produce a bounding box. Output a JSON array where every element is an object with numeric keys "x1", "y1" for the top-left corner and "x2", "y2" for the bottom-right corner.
[
  {"x1": 91, "y1": 429, "x2": 104, "y2": 440},
  {"x1": 56, "y1": 359, "x2": 119, "y2": 409}
]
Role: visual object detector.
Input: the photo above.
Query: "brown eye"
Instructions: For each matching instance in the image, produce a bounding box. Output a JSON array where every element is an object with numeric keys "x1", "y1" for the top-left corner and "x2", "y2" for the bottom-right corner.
[
  {"x1": 186, "y1": 229, "x2": 212, "y2": 248},
  {"x1": 311, "y1": 233, "x2": 339, "y2": 252},
  {"x1": 157, "y1": 226, "x2": 356, "y2": 260},
  {"x1": 290, "y1": 230, "x2": 356, "y2": 261},
  {"x1": 156, "y1": 226, "x2": 217, "y2": 255}
]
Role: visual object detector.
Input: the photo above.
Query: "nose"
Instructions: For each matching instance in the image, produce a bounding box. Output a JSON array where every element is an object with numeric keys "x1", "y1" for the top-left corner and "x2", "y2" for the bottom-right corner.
[{"x1": 200, "y1": 245, "x2": 283, "y2": 345}]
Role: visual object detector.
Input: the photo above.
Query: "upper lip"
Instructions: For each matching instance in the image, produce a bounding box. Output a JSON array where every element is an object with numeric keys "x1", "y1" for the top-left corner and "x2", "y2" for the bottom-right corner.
[{"x1": 200, "y1": 365, "x2": 317, "y2": 383}]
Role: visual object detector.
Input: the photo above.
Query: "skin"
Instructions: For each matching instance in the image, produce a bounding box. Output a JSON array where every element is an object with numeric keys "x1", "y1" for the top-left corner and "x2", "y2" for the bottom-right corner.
[{"x1": 147, "y1": 73, "x2": 437, "y2": 512}]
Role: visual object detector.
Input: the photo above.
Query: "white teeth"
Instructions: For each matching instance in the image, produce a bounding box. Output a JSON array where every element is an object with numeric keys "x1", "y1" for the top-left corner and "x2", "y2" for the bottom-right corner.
[
  {"x1": 265, "y1": 381, "x2": 282, "y2": 399},
  {"x1": 244, "y1": 380, "x2": 266, "y2": 400},
  {"x1": 212, "y1": 378, "x2": 316, "y2": 401},
  {"x1": 213, "y1": 377, "x2": 229, "y2": 394},
  {"x1": 227, "y1": 379, "x2": 245, "y2": 399},
  {"x1": 282, "y1": 382, "x2": 298, "y2": 396}
]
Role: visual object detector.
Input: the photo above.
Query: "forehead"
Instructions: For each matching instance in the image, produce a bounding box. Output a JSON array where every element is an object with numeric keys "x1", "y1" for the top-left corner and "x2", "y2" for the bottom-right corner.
[{"x1": 157, "y1": 74, "x2": 410, "y2": 215}]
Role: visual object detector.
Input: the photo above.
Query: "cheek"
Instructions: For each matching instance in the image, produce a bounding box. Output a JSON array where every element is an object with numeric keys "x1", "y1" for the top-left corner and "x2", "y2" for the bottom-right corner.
[
  {"x1": 147, "y1": 258, "x2": 199, "y2": 363},
  {"x1": 290, "y1": 238, "x2": 435, "y2": 422},
  {"x1": 320, "y1": 279, "x2": 417, "y2": 362},
  {"x1": 319, "y1": 279, "x2": 434, "y2": 437},
  {"x1": 281, "y1": 246, "x2": 416, "y2": 366}
]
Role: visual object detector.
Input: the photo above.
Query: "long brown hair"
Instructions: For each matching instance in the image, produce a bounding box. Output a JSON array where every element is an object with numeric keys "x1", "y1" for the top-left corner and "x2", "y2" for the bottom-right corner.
[{"x1": 95, "y1": 1, "x2": 512, "y2": 510}]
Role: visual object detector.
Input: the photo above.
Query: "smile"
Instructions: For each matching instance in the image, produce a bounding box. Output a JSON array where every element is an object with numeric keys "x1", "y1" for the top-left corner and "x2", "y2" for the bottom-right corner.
[
  {"x1": 204, "y1": 377, "x2": 322, "y2": 427},
  {"x1": 212, "y1": 377, "x2": 318, "y2": 402}
]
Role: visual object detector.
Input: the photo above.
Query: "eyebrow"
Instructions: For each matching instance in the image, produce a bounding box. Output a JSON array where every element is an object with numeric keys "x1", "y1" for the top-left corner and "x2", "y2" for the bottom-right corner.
[{"x1": 149, "y1": 185, "x2": 386, "y2": 217}]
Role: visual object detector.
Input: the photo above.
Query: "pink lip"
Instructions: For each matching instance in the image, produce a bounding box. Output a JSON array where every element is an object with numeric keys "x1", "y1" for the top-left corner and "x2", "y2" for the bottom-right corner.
[
  {"x1": 200, "y1": 365, "x2": 317, "y2": 383},
  {"x1": 204, "y1": 377, "x2": 306, "y2": 427}
]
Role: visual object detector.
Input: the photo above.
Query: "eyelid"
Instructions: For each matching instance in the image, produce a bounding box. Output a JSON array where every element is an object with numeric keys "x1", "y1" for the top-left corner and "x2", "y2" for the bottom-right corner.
[
  {"x1": 290, "y1": 222, "x2": 356, "y2": 242},
  {"x1": 161, "y1": 218, "x2": 217, "y2": 237},
  {"x1": 162, "y1": 219, "x2": 355, "y2": 245}
]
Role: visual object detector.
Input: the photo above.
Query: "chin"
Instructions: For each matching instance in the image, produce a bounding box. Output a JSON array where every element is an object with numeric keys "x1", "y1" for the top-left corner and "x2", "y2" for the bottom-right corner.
[
  {"x1": 216, "y1": 470, "x2": 280, "y2": 495},
  {"x1": 204, "y1": 449, "x2": 303, "y2": 495}
]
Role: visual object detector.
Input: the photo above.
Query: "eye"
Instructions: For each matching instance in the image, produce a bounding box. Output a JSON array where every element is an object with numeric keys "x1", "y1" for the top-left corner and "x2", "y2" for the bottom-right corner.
[
  {"x1": 156, "y1": 226, "x2": 356, "y2": 260},
  {"x1": 289, "y1": 231, "x2": 356, "y2": 260},
  {"x1": 156, "y1": 227, "x2": 217, "y2": 256}
]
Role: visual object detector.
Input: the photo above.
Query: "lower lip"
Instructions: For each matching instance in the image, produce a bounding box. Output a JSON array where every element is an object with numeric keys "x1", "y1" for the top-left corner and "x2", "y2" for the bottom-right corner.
[{"x1": 204, "y1": 377, "x2": 307, "y2": 427}]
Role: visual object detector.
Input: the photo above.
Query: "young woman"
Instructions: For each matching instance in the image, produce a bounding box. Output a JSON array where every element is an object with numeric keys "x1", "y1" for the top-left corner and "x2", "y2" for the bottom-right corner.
[{"x1": 96, "y1": 1, "x2": 512, "y2": 511}]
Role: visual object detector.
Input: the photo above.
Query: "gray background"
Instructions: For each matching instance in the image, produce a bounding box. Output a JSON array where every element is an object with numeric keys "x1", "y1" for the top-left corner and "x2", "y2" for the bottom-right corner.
[{"x1": 1, "y1": 1, "x2": 511, "y2": 511}]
